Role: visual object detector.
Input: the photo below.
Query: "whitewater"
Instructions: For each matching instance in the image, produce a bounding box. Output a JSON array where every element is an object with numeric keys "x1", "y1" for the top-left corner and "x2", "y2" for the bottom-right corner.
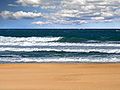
[{"x1": 0, "y1": 29, "x2": 120, "y2": 63}]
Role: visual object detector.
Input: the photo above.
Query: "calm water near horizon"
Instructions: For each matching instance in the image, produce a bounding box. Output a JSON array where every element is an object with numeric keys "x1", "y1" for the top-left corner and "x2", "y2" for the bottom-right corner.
[{"x1": 0, "y1": 29, "x2": 120, "y2": 63}]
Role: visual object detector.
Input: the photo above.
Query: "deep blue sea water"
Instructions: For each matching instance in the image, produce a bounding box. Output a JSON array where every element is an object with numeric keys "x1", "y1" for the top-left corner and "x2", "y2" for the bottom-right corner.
[{"x1": 0, "y1": 29, "x2": 120, "y2": 63}]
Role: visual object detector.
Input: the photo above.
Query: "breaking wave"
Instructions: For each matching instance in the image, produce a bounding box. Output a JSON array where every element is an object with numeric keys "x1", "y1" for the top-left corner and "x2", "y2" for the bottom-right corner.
[
  {"x1": 0, "y1": 28, "x2": 120, "y2": 63},
  {"x1": 0, "y1": 36, "x2": 63, "y2": 43}
]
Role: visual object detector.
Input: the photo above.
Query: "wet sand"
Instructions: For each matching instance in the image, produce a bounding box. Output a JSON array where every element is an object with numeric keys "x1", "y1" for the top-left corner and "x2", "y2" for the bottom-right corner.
[{"x1": 0, "y1": 63, "x2": 120, "y2": 90}]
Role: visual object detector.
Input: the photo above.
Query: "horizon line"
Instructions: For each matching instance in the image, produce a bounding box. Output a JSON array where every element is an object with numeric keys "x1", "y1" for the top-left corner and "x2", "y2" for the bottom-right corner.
[{"x1": 0, "y1": 27, "x2": 120, "y2": 29}]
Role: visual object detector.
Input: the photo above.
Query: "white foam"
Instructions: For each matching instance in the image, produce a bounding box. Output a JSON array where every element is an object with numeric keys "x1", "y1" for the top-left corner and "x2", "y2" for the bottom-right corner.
[
  {"x1": 0, "y1": 36, "x2": 120, "y2": 63},
  {"x1": 1, "y1": 41, "x2": 120, "y2": 47},
  {"x1": 0, "y1": 41, "x2": 120, "y2": 47},
  {"x1": 0, "y1": 36, "x2": 62, "y2": 44},
  {"x1": 0, "y1": 36, "x2": 120, "y2": 47},
  {"x1": 0, "y1": 47, "x2": 120, "y2": 53},
  {"x1": 0, "y1": 57, "x2": 120, "y2": 63},
  {"x1": 0, "y1": 36, "x2": 120, "y2": 54}
]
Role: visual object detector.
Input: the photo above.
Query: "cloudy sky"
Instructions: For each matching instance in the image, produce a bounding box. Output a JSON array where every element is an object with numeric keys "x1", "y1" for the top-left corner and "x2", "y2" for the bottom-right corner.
[{"x1": 0, "y1": 0, "x2": 120, "y2": 28}]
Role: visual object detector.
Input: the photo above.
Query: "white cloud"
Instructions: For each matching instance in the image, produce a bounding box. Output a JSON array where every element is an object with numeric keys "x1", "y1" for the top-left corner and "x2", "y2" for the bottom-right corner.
[
  {"x1": 0, "y1": 11, "x2": 42, "y2": 19},
  {"x1": 91, "y1": 17, "x2": 105, "y2": 20},
  {"x1": 8, "y1": 4, "x2": 18, "y2": 7},
  {"x1": 46, "y1": 0, "x2": 120, "y2": 24},
  {"x1": 32, "y1": 21, "x2": 49, "y2": 25},
  {"x1": 16, "y1": 0, "x2": 61, "y2": 9},
  {"x1": 16, "y1": 0, "x2": 42, "y2": 6},
  {"x1": 5, "y1": 0, "x2": 120, "y2": 25}
]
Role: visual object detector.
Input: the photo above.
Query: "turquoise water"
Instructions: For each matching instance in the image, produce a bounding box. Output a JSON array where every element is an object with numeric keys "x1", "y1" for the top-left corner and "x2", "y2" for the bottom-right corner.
[{"x1": 0, "y1": 29, "x2": 120, "y2": 63}]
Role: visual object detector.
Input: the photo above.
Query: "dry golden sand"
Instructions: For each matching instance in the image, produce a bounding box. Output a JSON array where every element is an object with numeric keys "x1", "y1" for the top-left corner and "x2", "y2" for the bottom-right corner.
[{"x1": 0, "y1": 63, "x2": 120, "y2": 90}]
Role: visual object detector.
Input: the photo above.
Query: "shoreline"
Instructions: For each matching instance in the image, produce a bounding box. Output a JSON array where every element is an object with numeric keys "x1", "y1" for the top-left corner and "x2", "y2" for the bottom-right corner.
[
  {"x1": 1, "y1": 61, "x2": 120, "y2": 64},
  {"x1": 0, "y1": 63, "x2": 120, "y2": 90}
]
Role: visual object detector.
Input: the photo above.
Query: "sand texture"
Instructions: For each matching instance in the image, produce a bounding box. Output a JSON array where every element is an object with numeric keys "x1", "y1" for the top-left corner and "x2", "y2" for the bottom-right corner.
[{"x1": 0, "y1": 64, "x2": 120, "y2": 90}]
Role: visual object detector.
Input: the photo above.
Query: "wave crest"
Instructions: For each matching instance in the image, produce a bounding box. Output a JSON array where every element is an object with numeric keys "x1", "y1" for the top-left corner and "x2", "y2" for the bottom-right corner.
[{"x1": 0, "y1": 36, "x2": 63, "y2": 43}]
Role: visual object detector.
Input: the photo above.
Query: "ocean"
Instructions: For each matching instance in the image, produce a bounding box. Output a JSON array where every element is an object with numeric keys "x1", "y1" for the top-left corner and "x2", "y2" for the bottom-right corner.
[{"x1": 0, "y1": 29, "x2": 120, "y2": 63}]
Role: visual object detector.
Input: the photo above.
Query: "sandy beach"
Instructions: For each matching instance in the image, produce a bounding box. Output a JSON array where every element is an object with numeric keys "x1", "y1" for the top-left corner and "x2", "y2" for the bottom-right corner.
[{"x1": 0, "y1": 63, "x2": 120, "y2": 90}]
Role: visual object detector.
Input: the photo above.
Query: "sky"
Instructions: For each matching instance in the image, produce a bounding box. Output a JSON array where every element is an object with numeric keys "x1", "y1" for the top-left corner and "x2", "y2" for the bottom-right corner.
[{"x1": 0, "y1": 0, "x2": 120, "y2": 29}]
